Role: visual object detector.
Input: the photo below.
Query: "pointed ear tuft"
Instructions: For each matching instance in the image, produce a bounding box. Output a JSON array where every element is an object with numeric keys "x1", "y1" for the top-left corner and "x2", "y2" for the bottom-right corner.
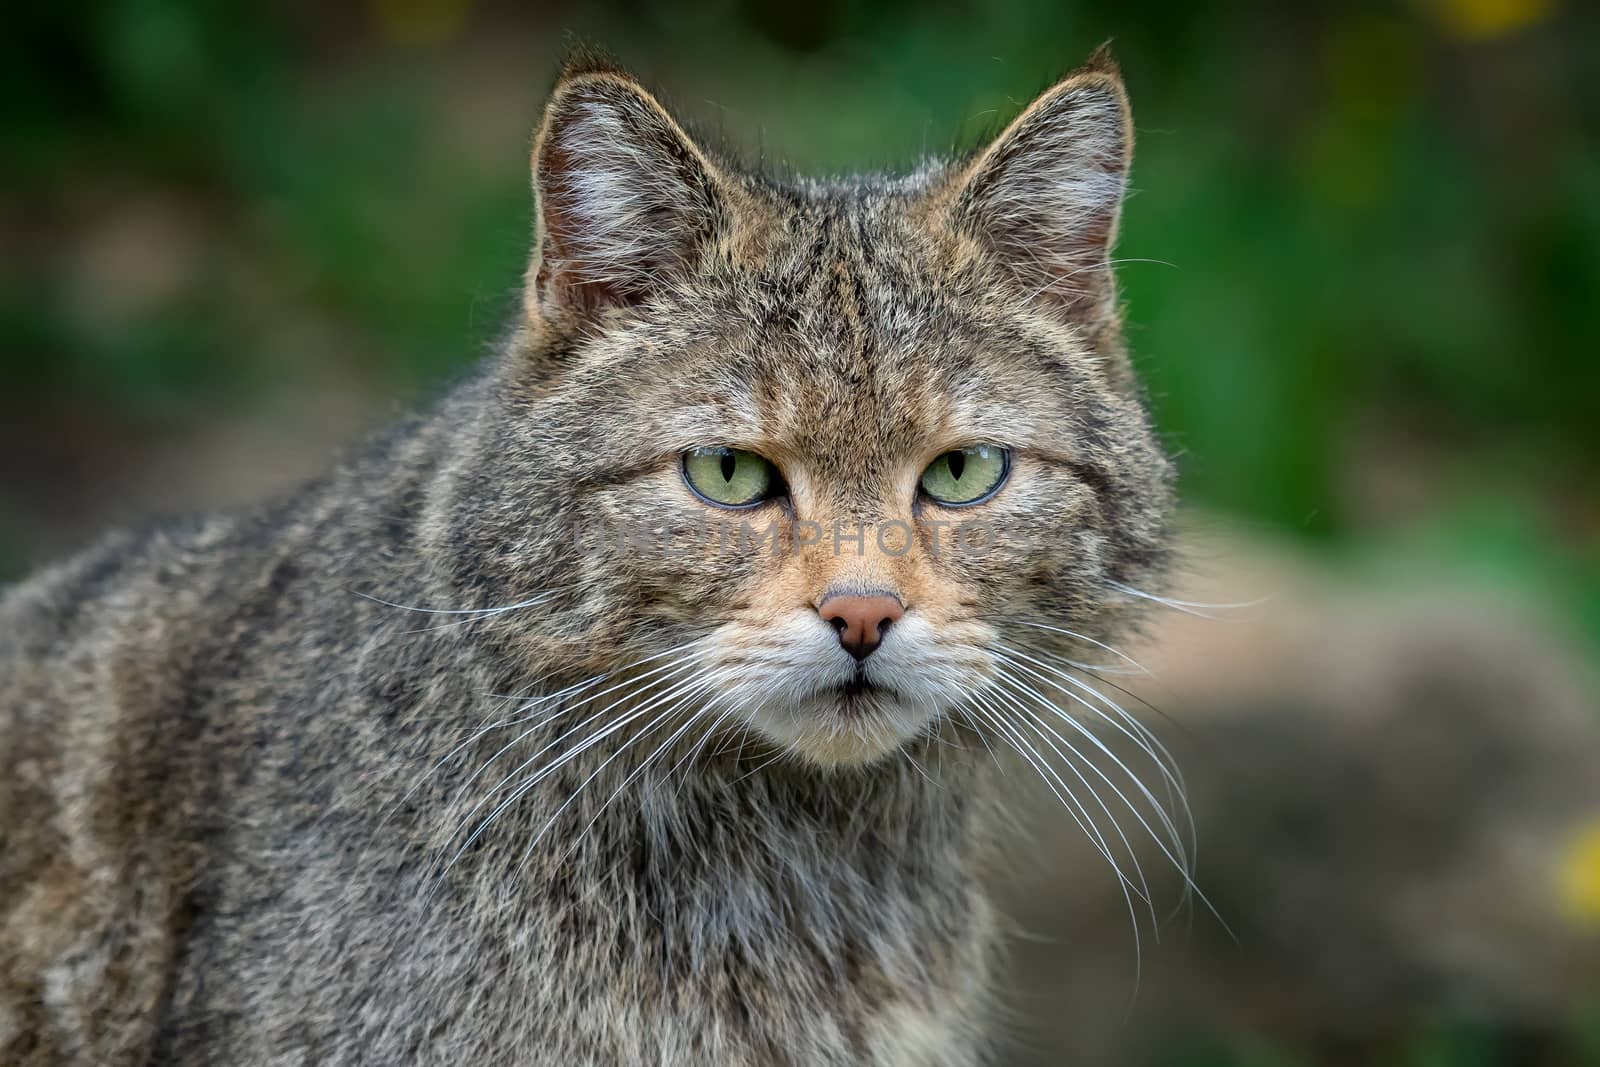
[
  {"x1": 1082, "y1": 40, "x2": 1121, "y2": 77},
  {"x1": 553, "y1": 47, "x2": 631, "y2": 83},
  {"x1": 951, "y1": 61, "x2": 1133, "y2": 323},
  {"x1": 529, "y1": 70, "x2": 725, "y2": 320}
]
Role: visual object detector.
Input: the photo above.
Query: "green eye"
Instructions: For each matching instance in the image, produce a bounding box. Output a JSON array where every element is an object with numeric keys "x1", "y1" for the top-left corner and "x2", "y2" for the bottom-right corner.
[
  {"x1": 919, "y1": 445, "x2": 1010, "y2": 506},
  {"x1": 682, "y1": 447, "x2": 778, "y2": 508}
]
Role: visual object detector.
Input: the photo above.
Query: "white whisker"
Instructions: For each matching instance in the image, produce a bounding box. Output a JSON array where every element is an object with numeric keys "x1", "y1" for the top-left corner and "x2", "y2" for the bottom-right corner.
[
  {"x1": 988, "y1": 618, "x2": 1151, "y2": 675},
  {"x1": 423, "y1": 648, "x2": 713, "y2": 893},
  {"x1": 994, "y1": 653, "x2": 1191, "y2": 863},
  {"x1": 993, "y1": 650, "x2": 1231, "y2": 938},
  {"x1": 518, "y1": 667, "x2": 740, "y2": 875},
  {"x1": 1106, "y1": 580, "x2": 1271, "y2": 619},
  {"x1": 965, "y1": 691, "x2": 1148, "y2": 907},
  {"x1": 355, "y1": 590, "x2": 560, "y2": 618},
  {"x1": 983, "y1": 676, "x2": 1160, "y2": 934},
  {"x1": 995, "y1": 644, "x2": 1188, "y2": 812},
  {"x1": 441, "y1": 642, "x2": 707, "y2": 821},
  {"x1": 962, "y1": 692, "x2": 1146, "y2": 995}
]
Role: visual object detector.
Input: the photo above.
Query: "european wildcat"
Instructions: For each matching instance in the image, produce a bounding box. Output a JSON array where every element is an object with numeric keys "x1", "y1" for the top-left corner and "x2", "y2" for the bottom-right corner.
[{"x1": 0, "y1": 49, "x2": 1174, "y2": 1065}]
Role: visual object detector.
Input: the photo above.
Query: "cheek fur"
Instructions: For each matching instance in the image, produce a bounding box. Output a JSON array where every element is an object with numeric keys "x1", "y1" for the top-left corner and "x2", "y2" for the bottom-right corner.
[{"x1": 917, "y1": 460, "x2": 1100, "y2": 607}]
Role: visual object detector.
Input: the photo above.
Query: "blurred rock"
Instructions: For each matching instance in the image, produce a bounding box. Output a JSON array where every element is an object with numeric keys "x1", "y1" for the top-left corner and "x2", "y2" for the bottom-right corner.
[{"x1": 995, "y1": 522, "x2": 1600, "y2": 1065}]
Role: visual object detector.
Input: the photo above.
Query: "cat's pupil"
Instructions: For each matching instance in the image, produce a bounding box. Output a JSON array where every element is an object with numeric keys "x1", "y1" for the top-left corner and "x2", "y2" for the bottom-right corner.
[
  {"x1": 720, "y1": 451, "x2": 736, "y2": 482},
  {"x1": 948, "y1": 451, "x2": 966, "y2": 481}
]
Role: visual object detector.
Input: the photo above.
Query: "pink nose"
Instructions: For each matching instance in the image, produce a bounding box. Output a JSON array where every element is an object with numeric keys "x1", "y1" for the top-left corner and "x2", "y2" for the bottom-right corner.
[{"x1": 818, "y1": 593, "x2": 905, "y2": 662}]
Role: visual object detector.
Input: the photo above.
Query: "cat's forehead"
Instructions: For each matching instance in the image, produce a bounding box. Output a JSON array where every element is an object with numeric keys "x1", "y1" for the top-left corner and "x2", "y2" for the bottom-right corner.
[
  {"x1": 585, "y1": 239, "x2": 1088, "y2": 475},
  {"x1": 561, "y1": 181, "x2": 1110, "y2": 480},
  {"x1": 752, "y1": 201, "x2": 945, "y2": 350}
]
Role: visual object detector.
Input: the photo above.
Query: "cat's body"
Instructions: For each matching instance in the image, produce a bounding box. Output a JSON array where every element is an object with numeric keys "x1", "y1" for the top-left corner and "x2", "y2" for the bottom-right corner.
[
  {"x1": 0, "y1": 413, "x2": 996, "y2": 1064},
  {"x1": 1, "y1": 53, "x2": 1172, "y2": 1065}
]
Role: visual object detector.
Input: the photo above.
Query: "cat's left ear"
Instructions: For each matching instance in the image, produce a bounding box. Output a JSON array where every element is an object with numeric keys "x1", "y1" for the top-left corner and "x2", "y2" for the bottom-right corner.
[
  {"x1": 527, "y1": 64, "x2": 737, "y2": 322},
  {"x1": 948, "y1": 51, "x2": 1133, "y2": 325}
]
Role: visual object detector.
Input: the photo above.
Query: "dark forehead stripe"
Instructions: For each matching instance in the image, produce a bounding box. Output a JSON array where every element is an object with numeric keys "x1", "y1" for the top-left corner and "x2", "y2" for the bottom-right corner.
[
  {"x1": 696, "y1": 204, "x2": 900, "y2": 490},
  {"x1": 754, "y1": 199, "x2": 914, "y2": 360}
]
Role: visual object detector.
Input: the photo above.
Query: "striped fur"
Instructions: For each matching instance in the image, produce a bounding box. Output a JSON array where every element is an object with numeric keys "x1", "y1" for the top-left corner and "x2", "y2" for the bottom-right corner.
[{"x1": 0, "y1": 51, "x2": 1172, "y2": 1065}]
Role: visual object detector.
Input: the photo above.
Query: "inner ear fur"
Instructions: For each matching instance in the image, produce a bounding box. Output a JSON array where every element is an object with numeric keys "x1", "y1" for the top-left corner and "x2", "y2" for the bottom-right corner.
[
  {"x1": 525, "y1": 65, "x2": 742, "y2": 321},
  {"x1": 945, "y1": 52, "x2": 1134, "y2": 326}
]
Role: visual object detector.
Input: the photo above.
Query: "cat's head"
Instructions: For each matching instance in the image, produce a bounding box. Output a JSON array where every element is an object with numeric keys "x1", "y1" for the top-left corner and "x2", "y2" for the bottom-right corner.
[{"x1": 452, "y1": 52, "x2": 1172, "y2": 769}]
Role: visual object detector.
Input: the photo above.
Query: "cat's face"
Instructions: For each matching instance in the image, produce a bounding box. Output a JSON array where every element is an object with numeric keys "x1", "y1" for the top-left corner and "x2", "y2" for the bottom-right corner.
[{"x1": 469, "y1": 58, "x2": 1171, "y2": 768}]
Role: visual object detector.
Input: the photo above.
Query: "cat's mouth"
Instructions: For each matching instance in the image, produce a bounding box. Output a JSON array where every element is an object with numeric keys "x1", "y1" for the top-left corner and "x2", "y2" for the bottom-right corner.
[
  {"x1": 733, "y1": 667, "x2": 935, "y2": 767},
  {"x1": 835, "y1": 674, "x2": 896, "y2": 707}
]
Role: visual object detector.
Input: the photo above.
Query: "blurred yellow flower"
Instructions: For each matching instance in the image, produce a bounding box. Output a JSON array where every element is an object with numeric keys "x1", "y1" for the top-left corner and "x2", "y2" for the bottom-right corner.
[
  {"x1": 1421, "y1": 0, "x2": 1555, "y2": 40},
  {"x1": 369, "y1": 0, "x2": 473, "y2": 48},
  {"x1": 1559, "y1": 819, "x2": 1600, "y2": 927}
]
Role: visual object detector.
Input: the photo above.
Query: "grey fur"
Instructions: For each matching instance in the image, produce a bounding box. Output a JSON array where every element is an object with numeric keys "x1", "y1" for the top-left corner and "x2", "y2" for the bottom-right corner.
[{"x1": 1, "y1": 52, "x2": 1172, "y2": 1065}]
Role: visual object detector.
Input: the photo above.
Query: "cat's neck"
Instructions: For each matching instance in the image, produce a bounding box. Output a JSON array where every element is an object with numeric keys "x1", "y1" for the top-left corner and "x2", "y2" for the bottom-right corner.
[{"x1": 379, "y1": 655, "x2": 998, "y2": 913}]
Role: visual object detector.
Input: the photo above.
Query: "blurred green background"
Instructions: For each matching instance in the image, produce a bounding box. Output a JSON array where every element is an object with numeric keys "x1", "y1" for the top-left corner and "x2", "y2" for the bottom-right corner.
[
  {"x1": 3, "y1": 0, "x2": 1598, "y2": 606},
  {"x1": 2, "y1": 1, "x2": 1598, "y2": 1063}
]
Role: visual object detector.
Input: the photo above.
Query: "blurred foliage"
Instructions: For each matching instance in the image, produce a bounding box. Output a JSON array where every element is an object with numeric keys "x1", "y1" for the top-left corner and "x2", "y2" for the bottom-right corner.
[
  {"x1": 1156, "y1": 1013, "x2": 1600, "y2": 1067},
  {"x1": 3, "y1": 0, "x2": 1597, "y2": 572},
  {"x1": 1, "y1": 2, "x2": 1598, "y2": 1061}
]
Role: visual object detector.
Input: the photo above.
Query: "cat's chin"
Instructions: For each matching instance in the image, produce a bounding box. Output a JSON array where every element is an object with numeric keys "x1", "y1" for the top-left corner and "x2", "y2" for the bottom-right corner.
[{"x1": 746, "y1": 688, "x2": 939, "y2": 769}]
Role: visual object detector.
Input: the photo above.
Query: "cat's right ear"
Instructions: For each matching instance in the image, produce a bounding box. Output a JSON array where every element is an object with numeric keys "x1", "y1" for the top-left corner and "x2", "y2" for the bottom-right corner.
[
  {"x1": 527, "y1": 66, "x2": 731, "y2": 323},
  {"x1": 944, "y1": 50, "x2": 1133, "y2": 329}
]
